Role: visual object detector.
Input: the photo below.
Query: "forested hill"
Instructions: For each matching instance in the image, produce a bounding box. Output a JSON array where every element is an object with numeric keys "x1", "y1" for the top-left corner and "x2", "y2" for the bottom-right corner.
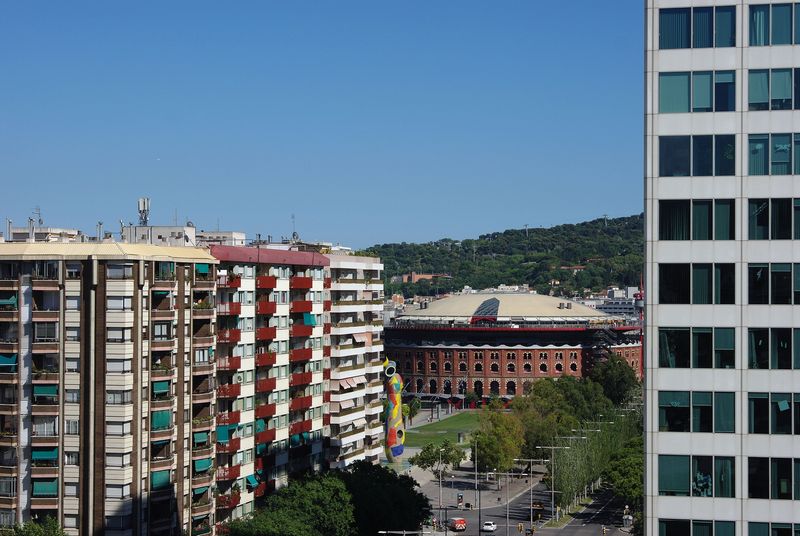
[{"x1": 362, "y1": 214, "x2": 644, "y2": 297}]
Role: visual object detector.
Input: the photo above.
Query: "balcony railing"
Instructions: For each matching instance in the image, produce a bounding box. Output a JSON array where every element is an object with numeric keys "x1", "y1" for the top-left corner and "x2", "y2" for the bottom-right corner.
[
  {"x1": 216, "y1": 491, "x2": 241, "y2": 509},
  {"x1": 216, "y1": 465, "x2": 241, "y2": 481},
  {"x1": 290, "y1": 324, "x2": 313, "y2": 337},
  {"x1": 217, "y1": 328, "x2": 241, "y2": 344},
  {"x1": 289, "y1": 371, "x2": 312, "y2": 386},
  {"x1": 290, "y1": 348, "x2": 312, "y2": 362},
  {"x1": 290, "y1": 300, "x2": 313, "y2": 313},
  {"x1": 256, "y1": 275, "x2": 277, "y2": 289},
  {"x1": 216, "y1": 437, "x2": 241, "y2": 454},
  {"x1": 256, "y1": 301, "x2": 277, "y2": 315},
  {"x1": 256, "y1": 428, "x2": 276, "y2": 444},
  {"x1": 216, "y1": 356, "x2": 241, "y2": 372},
  {"x1": 289, "y1": 395, "x2": 313, "y2": 411},
  {"x1": 255, "y1": 351, "x2": 277, "y2": 367},
  {"x1": 255, "y1": 403, "x2": 276, "y2": 419},
  {"x1": 289, "y1": 419, "x2": 313, "y2": 435},
  {"x1": 255, "y1": 378, "x2": 276, "y2": 393},
  {"x1": 216, "y1": 411, "x2": 240, "y2": 426},
  {"x1": 217, "y1": 275, "x2": 241, "y2": 289},
  {"x1": 255, "y1": 327, "x2": 276, "y2": 341},
  {"x1": 217, "y1": 302, "x2": 241, "y2": 316},
  {"x1": 290, "y1": 276, "x2": 313, "y2": 289},
  {"x1": 216, "y1": 384, "x2": 241, "y2": 399}
]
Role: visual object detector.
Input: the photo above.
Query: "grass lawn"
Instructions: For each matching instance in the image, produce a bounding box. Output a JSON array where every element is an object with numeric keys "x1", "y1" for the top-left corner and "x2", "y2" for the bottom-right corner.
[{"x1": 404, "y1": 411, "x2": 480, "y2": 448}]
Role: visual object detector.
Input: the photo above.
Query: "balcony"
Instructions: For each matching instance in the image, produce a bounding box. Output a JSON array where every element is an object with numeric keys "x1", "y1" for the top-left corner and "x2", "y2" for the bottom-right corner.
[
  {"x1": 256, "y1": 301, "x2": 277, "y2": 315},
  {"x1": 216, "y1": 464, "x2": 241, "y2": 481},
  {"x1": 255, "y1": 378, "x2": 276, "y2": 393},
  {"x1": 191, "y1": 445, "x2": 214, "y2": 460},
  {"x1": 289, "y1": 395, "x2": 313, "y2": 412},
  {"x1": 255, "y1": 351, "x2": 277, "y2": 367},
  {"x1": 150, "y1": 366, "x2": 175, "y2": 380},
  {"x1": 192, "y1": 387, "x2": 214, "y2": 404},
  {"x1": 150, "y1": 337, "x2": 175, "y2": 351},
  {"x1": 216, "y1": 411, "x2": 240, "y2": 426},
  {"x1": 290, "y1": 276, "x2": 313, "y2": 289},
  {"x1": 256, "y1": 275, "x2": 277, "y2": 289},
  {"x1": 290, "y1": 371, "x2": 312, "y2": 386},
  {"x1": 290, "y1": 348, "x2": 312, "y2": 362},
  {"x1": 217, "y1": 329, "x2": 241, "y2": 344},
  {"x1": 216, "y1": 491, "x2": 241, "y2": 509},
  {"x1": 217, "y1": 302, "x2": 241, "y2": 316},
  {"x1": 216, "y1": 356, "x2": 241, "y2": 372},
  {"x1": 191, "y1": 500, "x2": 214, "y2": 517},
  {"x1": 216, "y1": 384, "x2": 241, "y2": 399},
  {"x1": 289, "y1": 419, "x2": 313, "y2": 435},
  {"x1": 216, "y1": 437, "x2": 241, "y2": 454},
  {"x1": 290, "y1": 300, "x2": 313, "y2": 313},
  {"x1": 323, "y1": 277, "x2": 332, "y2": 289},
  {"x1": 255, "y1": 403, "x2": 276, "y2": 419},
  {"x1": 217, "y1": 275, "x2": 241, "y2": 289},
  {"x1": 256, "y1": 428, "x2": 276, "y2": 444},
  {"x1": 192, "y1": 305, "x2": 215, "y2": 320},
  {"x1": 255, "y1": 327, "x2": 276, "y2": 341},
  {"x1": 290, "y1": 324, "x2": 313, "y2": 337}
]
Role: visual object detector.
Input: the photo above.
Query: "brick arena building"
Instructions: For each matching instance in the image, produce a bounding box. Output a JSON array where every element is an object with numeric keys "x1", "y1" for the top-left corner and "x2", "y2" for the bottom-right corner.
[{"x1": 384, "y1": 293, "x2": 641, "y2": 402}]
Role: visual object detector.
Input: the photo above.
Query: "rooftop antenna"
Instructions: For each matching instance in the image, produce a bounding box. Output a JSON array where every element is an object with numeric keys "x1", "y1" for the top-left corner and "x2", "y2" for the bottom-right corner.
[
  {"x1": 137, "y1": 197, "x2": 150, "y2": 226},
  {"x1": 603, "y1": 214, "x2": 608, "y2": 227},
  {"x1": 291, "y1": 213, "x2": 296, "y2": 235},
  {"x1": 524, "y1": 224, "x2": 529, "y2": 238},
  {"x1": 33, "y1": 206, "x2": 43, "y2": 225}
]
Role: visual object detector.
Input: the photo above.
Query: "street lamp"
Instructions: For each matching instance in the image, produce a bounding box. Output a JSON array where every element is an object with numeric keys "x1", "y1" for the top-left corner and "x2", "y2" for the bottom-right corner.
[
  {"x1": 515, "y1": 457, "x2": 548, "y2": 530},
  {"x1": 535, "y1": 445, "x2": 570, "y2": 522},
  {"x1": 486, "y1": 469, "x2": 527, "y2": 536}
]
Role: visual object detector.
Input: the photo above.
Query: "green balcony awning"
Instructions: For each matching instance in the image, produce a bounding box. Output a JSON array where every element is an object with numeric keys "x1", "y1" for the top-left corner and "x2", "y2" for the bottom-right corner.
[
  {"x1": 193, "y1": 432, "x2": 208, "y2": 444},
  {"x1": 153, "y1": 291, "x2": 170, "y2": 296},
  {"x1": 33, "y1": 384, "x2": 57, "y2": 397},
  {"x1": 255, "y1": 419, "x2": 266, "y2": 433},
  {"x1": 32, "y1": 479, "x2": 58, "y2": 497},
  {"x1": 216, "y1": 425, "x2": 230, "y2": 443},
  {"x1": 192, "y1": 486, "x2": 209, "y2": 495},
  {"x1": 152, "y1": 381, "x2": 170, "y2": 394},
  {"x1": 31, "y1": 447, "x2": 58, "y2": 461},
  {"x1": 301, "y1": 431, "x2": 311, "y2": 443},
  {"x1": 152, "y1": 439, "x2": 170, "y2": 447},
  {"x1": 245, "y1": 474, "x2": 259, "y2": 489},
  {"x1": 152, "y1": 410, "x2": 171, "y2": 430},
  {"x1": 194, "y1": 458, "x2": 212, "y2": 472},
  {"x1": 303, "y1": 313, "x2": 316, "y2": 326},
  {"x1": 151, "y1": 470, "x2": 170, "y2": 490},
  {"x1": 195, "y1": 264, "x2": 210, "y2": 275},
  {"x1": 0, "y1": 295, "x2": 17, "y2": 307},
  {"x1": 256, "y1": 443, "x2": 267, "y2": 455},
  {"x1": 289, "y1": 434, "x2": 301, "y2": 447},
  {"x1": 0, "y1": 354, "x2": 17, "y2": 367}
]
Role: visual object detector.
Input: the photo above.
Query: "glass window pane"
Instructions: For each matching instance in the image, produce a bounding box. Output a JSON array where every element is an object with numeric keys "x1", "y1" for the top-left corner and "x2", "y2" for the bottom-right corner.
[
  {"x1": 715, "y1": 199, "x2": 734, "y2": 240},
  {"x1": 660, "y1": 520, "x2": 690, "y2": 536},
  {"x1": 749, "y1": 70, "x2": 770, "y2": 110},
  {"x1": 715, "y1": 328, "x2": 735, "y2": 369},
  {"x1": 772, "y1": 392, "x2": 793, "y2": 433},
  {"x1": 772, "y1": 4, "x2": 793, "y2": 45},
  {"x1": 660, "y1": 200, "x2": 690, "y2": 240},
  {"x1": 771, "y1": 263, "x2": 792, "y2": 304},
  {"x1": 772, "y1": 329, "x2": 792, "y2": 370},
  {"x1": 693, "y1": 7, "x2": 713, "y2": 48},
  {"x1": 772, "y1": 69, "x2": 793, "y2": 110},
  {"x1": 749, "y1": 457, "x2": 770, "y2": 498},
  {"x1": 749, "y1": 199, "x2": 770, "y2": 239},
  {"x1": 660, "y1": 72, "x2": 691, "y2": 113},
  {"x1": 715, "y1": 6, "x2": 736, "y2": 47},
  {"x1": 692, "y1": 71, "x2": 713, "y2": 112},
  {"x1": 660, "y1": 136, "x2": 691, "y2": 176},
  {"x1": 692, "y1": 521, "x2": 712, "y2": 536},
  {"x1": 693, "y1": 135, "x2": 713, "y2": 176},
  {"x1": 715, "y1": 393, "x2": 735, "y2": 433},
  {"x1": 772, "y1": 133, "x2": 792, "y2": 174},
  {"x1": 794, "y1": 330, "x2": 800, "y2": 369},
  {"x1": 771, "y1": 199, "x2": 792, "y2": 239},
  {"x1": 692, "y1": 328, "x2": 713, "y2": 368},
  {"x1": 715, "y1": 134, "x2": 735, "y2": 175},
  {"x1": 714, "y1": 457, "x2": 735, "y2": 496},
  {"x1": 659, "y1": 391, "x2": 690, "y2": 431},
  {"x1": 749, "y1": 264, "x2": 769, "y2": 304},
  {"x1": 750, "y1": 523, "x2": 769, "y2": 536},
  {"x1": 715, "y1": 263, "x2": 735, "y2": 305},
  {"x1": 749, "y1": 328, "x2": 770, "y2": 370},
  {"x1": 692, "y1": 391, "x2": 713, "y2": 432},
  {"x1": 771, "y1": 458, "x2": 792, "y2": 499},
  {"x1": 749, "y1": 135, "x2": 769, "y2": 175},
  {"x1": 660, "y1": 264, "x2": 691, "y2": 304},
  {"x1": 659, "y1": 455, "x2": 690, "y2": 495},
  {"x1": 661, "y1": 8, "x2": 691, "y2": 49},
  {"x1": 659, "y1": 328, "x2": 690, "y2": 368},
  {"x1": 692, "y1": 456, "x2": 713, "y2": 496},
  {"x1": 692, "y1": 200, "x2": 712, "y2": 240},
  {"x1": 795, "y1": 199, "x2": 800, "y2": 238},
  {"x1": 715, "y1": 521, "x2": 735, "y2": 536},
  {"x1": 750, "y1": 5, "x2": 770, "y2": 46},
  {"x1": 715, "y1": 71, "x2": 736, "y2": 111},
  {"x1": 749, "y1": 392, "x2": 770, "y2": 432}
]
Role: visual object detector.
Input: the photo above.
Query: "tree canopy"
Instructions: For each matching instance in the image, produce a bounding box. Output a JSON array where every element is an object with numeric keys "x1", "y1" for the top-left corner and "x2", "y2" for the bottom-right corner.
[
  {"x1": 472, "y1": 400, "x2": 523, "y2": 472},
  {"x1": 588, "y1": 353, "x2": 640, "y2": 406},
  {"x1": 409, "y1": 438, "x2": 465, "y2": 478},
  {"x1": 12, "y1": 518, "x2": 66, "y2": 536}
]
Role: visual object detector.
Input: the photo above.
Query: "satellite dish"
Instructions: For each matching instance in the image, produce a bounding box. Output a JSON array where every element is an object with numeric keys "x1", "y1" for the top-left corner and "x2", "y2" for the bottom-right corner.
[{"x1": 186, "y1": 221, "x2": 195, "y2": 228}]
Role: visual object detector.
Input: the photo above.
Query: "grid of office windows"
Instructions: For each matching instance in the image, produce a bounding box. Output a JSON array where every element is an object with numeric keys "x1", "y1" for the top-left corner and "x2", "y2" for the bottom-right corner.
[
  {"x1": 658, "y1": 327, "x2": 735, "y2": 369},
  {"x1": 748, "y1": 199, "x2": 800, "y2": 240},
  {"x1": 658, "y1": 264, "x2": 735, "y2": 304},
  {"x1": 660, "y1": 200, "x2": 735, "y2": 240},
  {"x1": 659, "y1": 7, "x2": 736, "y2": 49},
  {"x1": 747, "y1": 329, "x2": 800, "y2": 369},
  {"x1": 660, "y1": 71, "x2": 736, "y2": 113},
  {"x1": 748, "y1": 69, "x2": 800, "y2": 110},
  {"x1": 749, "y1": 3, "x2": 800, "y2": 46},
  {"x1": 660, "y1": 135, "x2": 736, "y2": 177},
  {"x1": 748, "y1": 392, "x2": 800, "y2": 433},
  {"x1": 660, "y1": 520, "x2": 735, "y2": 536},
  {"x1": 748, "y1": 134, "x2": 800, "y2": 175},
  {"x1": 747, "y1": 458, "x2": 800, "y2": 499},
  {"x1": 748, "y1": 522, "x2": 800, "y2": 536},
  {"x1": 658, "y1": 454, "x2": 735, "y2": 497},
  {"x1": 658, "y1": 391, "x2": 735, "y2": 433},
  {"x1": 747, "y1": 263, "x2": 800, "y2": 304}
]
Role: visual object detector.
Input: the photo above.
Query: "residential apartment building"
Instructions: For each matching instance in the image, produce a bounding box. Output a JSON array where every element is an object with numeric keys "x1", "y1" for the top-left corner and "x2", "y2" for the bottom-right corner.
[
  {"x1": 0, "y1": 243, "x2": 218, "y2": 536},
  {"x1": 326, "y1": 254, "x2": 385, "y2": 468},
  {"x1": 646, "y1": 3, "x2": 800, "y2": 535},
  {"x1": 209, "y1": 245, "x2": 329, "y2": 525}
]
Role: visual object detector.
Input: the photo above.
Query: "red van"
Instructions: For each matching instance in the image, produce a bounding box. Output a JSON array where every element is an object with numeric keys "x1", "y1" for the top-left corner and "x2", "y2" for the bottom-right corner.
[{"x1": 448, "y1": 518, "x2": 467, "y2": 532}]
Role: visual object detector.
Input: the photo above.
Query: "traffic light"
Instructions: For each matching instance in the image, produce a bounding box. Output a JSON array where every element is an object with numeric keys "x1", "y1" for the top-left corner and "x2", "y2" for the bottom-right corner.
[{"x1": 602, "y1": 526, "x2": 608, "y2": 535}]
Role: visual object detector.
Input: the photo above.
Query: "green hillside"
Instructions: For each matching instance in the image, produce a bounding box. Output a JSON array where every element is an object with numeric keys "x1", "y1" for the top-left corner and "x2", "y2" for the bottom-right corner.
[{"x1": 362, "y1": 214, "x2": 643, "y2": 297}]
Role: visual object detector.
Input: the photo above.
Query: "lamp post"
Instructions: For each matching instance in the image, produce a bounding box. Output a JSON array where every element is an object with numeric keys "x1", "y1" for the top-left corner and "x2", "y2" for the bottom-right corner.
[
  {"x1": 514, "y1": 457, "x2": 548, "y2": 529},
  {"x1": 535, "y1": 445, "x2": 570, "y2": 522},
  {"x1": 473, "y1": 439, "x2": 481, "y2": 529},
  {"x1": 487, "y1": 470, "x2": 527, "y2": 536}
]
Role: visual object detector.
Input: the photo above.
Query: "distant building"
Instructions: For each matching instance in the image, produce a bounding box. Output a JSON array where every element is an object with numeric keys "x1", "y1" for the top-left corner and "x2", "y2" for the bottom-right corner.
[{"x1": 400, "y1": 272, "x2": 451, "y2": 284}]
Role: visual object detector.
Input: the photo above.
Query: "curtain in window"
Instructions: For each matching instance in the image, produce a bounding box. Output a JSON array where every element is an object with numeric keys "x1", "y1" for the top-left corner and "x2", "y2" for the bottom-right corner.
[
  {"x1": 749, "y1": 71, "x2": 770, "y2": 110},
  {"x1": 659, "y1": 330, "x2": 676, "y2": 368},
  {"x1": 795, "y1": 460, "x2": 800, "y2": 500},
  {"x1": 659, "y1": 455, "x2": 689, "y2": 495},
  {"x1": 660, "y1": 200, "x2": 690, "y2": 240},
  {"x1": 715, "y1": 457, "x2": 734, "y2": 497},
  {"x1": 750, "y1": 5, "x2": 770, "y2": 46},
  {"x1": 693, "y1": 135, "x2": 713, "y2": 176},
  {"x1": 772, "y1": 133, "x2": 792, "y2": 174},
  {"x1": 772, "y1": 70, "x2": 793, "y2": 110},
  {"x1": 715, "y1": 328, "x2": 735, "y2": 368},
  {"x1": 771, "y1": 458, "x2": 792, "y2": 499},
  {"x1": 714, "y1": 200, "x2": 733, "y2": 240},
  {"x1": 692, "y1": 71, "x2": 712, "y2": 112},
  {"x1": 692, "y1": 521, "x2": 712, "y2": 536},
  {"x1": 749, "y1": 135, "x2": 769, "y2": 175},
  {"x1": 714, "y1": 392, "x2": 735, "y2": 432},
  {"x1": 715, "y1": 6, "x2": 736, "y2": 47},
  {"x1": 660, "y1": 73, "x2": 690, "y2": 113},
  {"x1": 772, "y1": 4, "x2": 793, "y2": 45},
  {"x1": 693, "y1": 7, "x2": 713, "y2": 47},
  {"x1": 693, "y1": 264, "x2": 712, "y2": 304},
  {"x1": 660, "y1": 8, "x2": 691, "y2": 49},
  {"x1": 692, "y1": 201, "x2": 711, "y2": 239}
]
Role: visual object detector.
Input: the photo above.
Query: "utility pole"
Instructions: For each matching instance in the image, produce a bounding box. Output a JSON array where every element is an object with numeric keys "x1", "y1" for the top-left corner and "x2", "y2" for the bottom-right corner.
[
  {"x1": 487, "y1": 470, "x2": 527, "y2": 536},
  {"x1": 515, "y1": 457, "x2": 548, "y2": 529},
  {"x1": 474, "y1": 440, "x2": 481, "y2": 530},
  {"x1": 438, "y1": 448, "x2": 445, "y2": 529},
  {"x1": 535, "y1": 445, "x2": 570, "y2": 522}
]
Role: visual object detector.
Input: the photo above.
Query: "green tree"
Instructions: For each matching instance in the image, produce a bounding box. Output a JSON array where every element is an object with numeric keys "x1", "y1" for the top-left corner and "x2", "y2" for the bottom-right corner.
[
  {"x1": 340, "y1": 460, "x2": 431, "y2": 536},
  {"x1": 407, "y1": 398, "x2": 422, "y2": 425},
  {"x1": 588, "y1": 353, "x2": 640, "y2": 406},
  {"x1": 409, "y1": 439, "x2": 464, "y2": 479},
  {"x1": 12, "y1": 518, "x2": 66, "y2": 536},
  {"x1": 604, "y1": 436, "x2": 643, "y2": 507},
  {"x1": 472, "y1": 402, "x2": 523, "y2": 472}
]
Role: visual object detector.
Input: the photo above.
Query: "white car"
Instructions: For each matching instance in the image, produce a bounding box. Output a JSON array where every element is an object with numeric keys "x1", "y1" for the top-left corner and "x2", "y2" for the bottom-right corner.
[{"x1": 481, "y1": 521, "x2": 497, "y2": 532}]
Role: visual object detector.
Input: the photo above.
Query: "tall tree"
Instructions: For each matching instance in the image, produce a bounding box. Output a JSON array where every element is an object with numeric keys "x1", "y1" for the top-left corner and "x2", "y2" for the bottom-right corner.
[
  {"x1": 13, "y1": 518, "x2": 66, "y2": 536},
  {"x1": 472, "y1": 402, "x2": 523, "y2": 472},
  {"x1": 409, "y1": 439, "x2": 465, "y2": 478},
  {"x1": 588, "y1": 353, "x2": 639, "y2": 406}
]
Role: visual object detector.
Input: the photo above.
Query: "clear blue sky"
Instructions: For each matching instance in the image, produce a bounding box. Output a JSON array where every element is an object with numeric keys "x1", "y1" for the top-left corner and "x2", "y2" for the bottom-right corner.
[{"x1": 0, "y1": 1, "x2": 643, "y2": 248}]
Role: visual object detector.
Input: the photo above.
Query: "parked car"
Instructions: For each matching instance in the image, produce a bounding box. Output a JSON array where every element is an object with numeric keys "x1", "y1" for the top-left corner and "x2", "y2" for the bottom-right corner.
[
  {"x1": 448, "y1": 518, "x2": 467, "y2": 532},
  {"x1": 480, "y1": 521, "x2": 497, "y2": 532}
]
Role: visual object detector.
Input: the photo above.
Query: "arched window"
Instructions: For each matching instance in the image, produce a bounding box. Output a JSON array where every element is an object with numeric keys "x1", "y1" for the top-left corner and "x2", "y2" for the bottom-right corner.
[
  {"x1": 429, "y1": 379, "x2": 438, "y2": 393},
  {"x1": 417, "y1": 361, "x2": 424, "y2": 372},
  {"x1": 404, "y1": 361, "x2": 412, "y2": 371},
  {"x1": 489, "y1": 381, "x2": 500, "y2": 395},
  {"x1": 555, "y1": 363, "x2": 563, "y2": 373},
  {"x1": 569, "y1": 351, "x2": 578, "y2": 359},
  {"x1": 555, "y1": 352, "x2": 563, "y2": 360},
  {"x1": 458, "y1": 380, "x2": 467, "y2": 394},
  {"x1": 523, "y1": 363, "x2": 532, "y2": 373},
  {"x1": 475, "y1": 363, "x2": 483, "y2": 372},
  {"x1": 506, "y1": 352, "x2": 516, "y2": 360},
  {"x1": 523, "y1": 352, "x2": 532, "y2": 360},
  {"x1": 430, "y1": 361, "x2": 438, "y2": 372},
  {"x1": 443, "y1": 380, "x2": 452, "y2": 394},
  {"x1": 490, "y1": 362, "x2": 499, "y2": 373},
  {"x1": 474, "y1": 380, "x2": 484, "y2": 397},
  {"x1": 506, "y1": 381, "x2": 516, "y2": 395},
  {"x1": 570, "y1": 362, "x2": 578, "y2": 372},
  {"x1": 416, "y1": 378, "x2": 424, "y2": 392},
  {"x1": 539, "y1": 363, "x2": 548, "y2": 373},
  {"x1": 539, "y1": 352, "x2": 548, "y2": 359},
  {"x1": 459, "y1": 362, "x2": 467, "y2": 372},
  {"x1": 444, "y1": 361, "x2": 452, "y2": 372},
  {"x1": 507, "y1": 362, "x2": 515, "y2": 372},
  {"x1": 490, "y1": 352, "x2": 499, "y2": 360}
]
